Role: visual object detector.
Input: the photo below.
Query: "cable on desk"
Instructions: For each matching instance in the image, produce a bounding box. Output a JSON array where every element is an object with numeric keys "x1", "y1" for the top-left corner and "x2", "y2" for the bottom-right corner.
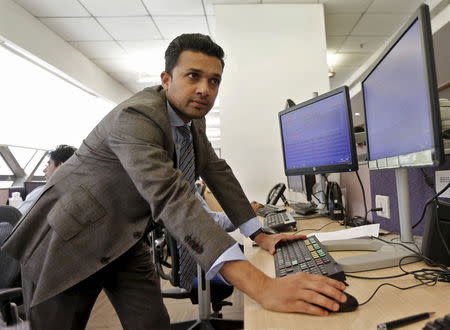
[
  {"x1": 293, "y1": 221, "x2": 335, "y2": 234},
  {"x1": 346, "y1": 236, "x2": 449, "y2": 306}
]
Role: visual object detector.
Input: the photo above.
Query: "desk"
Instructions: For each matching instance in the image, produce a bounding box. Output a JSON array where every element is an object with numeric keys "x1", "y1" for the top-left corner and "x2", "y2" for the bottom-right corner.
[{"x1": 244, "y1": 217, "x2": 450, "y2": 330}]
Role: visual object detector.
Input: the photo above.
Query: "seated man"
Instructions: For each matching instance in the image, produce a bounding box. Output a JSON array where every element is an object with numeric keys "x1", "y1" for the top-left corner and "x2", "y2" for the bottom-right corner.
[{"x1": 18, "y1": 145, "x2": 76, "y2": 214}]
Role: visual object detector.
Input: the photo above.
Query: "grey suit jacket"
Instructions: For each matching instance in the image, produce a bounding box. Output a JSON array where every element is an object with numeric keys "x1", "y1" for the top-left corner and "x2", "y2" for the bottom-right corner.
[{"x1": 2, "y1": 86, "x2": 255, "y2": 307}]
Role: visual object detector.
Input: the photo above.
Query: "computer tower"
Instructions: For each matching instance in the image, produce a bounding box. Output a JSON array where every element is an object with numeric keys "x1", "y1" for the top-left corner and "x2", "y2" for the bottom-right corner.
[{"x1": 422, "y1": 200, "x2": 450, "y2": 266}]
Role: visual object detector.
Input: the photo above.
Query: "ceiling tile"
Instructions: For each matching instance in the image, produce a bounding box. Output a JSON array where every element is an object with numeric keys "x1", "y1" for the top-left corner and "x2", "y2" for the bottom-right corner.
[
  {"x1": 142, "y1": 0, "x2": 204, "y2": 15},
  {"x1": 79, "y1": 0, "x2": 147, "y2": 16},
  {"x1": 367, "y1": 0, "x2": 424, "y2": 14},
  {"x1": 325, "y1": 14, "x2": 361, "y2": 36},
  {"x1": 153, "y1": 16, "x2": 210, "y2": 39},
  {"x1": 206, "y1": 16, "x2": 216, "y2": 38},
  {"x1": 69, "y1": 41, "x2": 126, "y2": 58},
  {"x1": 351, "y1": 13, "x2": 407, "y2": 36},
  {"x1": 118, "y1": 40, "x2": 170, "y2": 56},
  {"x1": 262, "y1": 0, "x2": 318, "y2": 3},
  {"x1": 92, "y1": 58, "x2": 134, "y2": 72},
  {"x1": 203, "y1": 0, "x2": 258, "y2": 16},
  {"x1": 340, "y1": 36, "x2": 386, "y2": 53},
  {"x1": 333, "y1": 53, "x2": 369, "y2": 66},
  {"x1": 319, "y1": 0, "x2": 372, "y2": 14},
  {"x1": 98, "y1": 17, "x2": 162, "y2": 40},
  {"x1": 13, "y1": 0, "x2": 90, "y2": 17},
  {"x1": 326, "y1": 36, "x2": 345, "y2": 52},
  {"x1": 39, "y1": 17, "x2": 113, "y2": 41}
]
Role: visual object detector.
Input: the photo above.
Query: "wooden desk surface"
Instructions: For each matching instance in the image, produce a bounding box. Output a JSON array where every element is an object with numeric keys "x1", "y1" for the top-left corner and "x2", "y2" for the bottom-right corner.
[{"x1": 244, "y1": 217, "x2": 450, "y2": 330}]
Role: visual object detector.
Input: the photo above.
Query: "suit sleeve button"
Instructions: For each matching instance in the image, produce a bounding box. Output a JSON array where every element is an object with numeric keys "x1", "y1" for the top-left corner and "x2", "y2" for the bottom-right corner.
[
  {"x1": 100, "y1": 257, "x2": 110, "y2": 264},
  {"x1": 133, "y1": 232, "x2": 142, "y2": 239}
]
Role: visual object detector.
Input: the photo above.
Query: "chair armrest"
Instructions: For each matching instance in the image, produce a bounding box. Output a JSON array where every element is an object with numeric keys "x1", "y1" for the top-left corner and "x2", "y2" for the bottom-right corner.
[{"x1": 0, "y1": 288, "x2": 22, "y2": 304}]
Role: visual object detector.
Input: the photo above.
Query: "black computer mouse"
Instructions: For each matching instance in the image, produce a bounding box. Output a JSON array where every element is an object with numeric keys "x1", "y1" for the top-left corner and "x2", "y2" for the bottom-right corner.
[
  {"x1": 320, "y1": 291, "x2": 359, "y2": 313},
  {"x1": 335, "y1": 292, "x2": 359, "y2": 313}
]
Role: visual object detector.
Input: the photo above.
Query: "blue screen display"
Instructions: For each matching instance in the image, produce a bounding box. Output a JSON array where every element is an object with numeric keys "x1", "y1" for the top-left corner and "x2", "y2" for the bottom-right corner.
[
  {"x1": 280, "y1": 91, "x2": 352, "y2": 171},
  {"x1": 363, "y1": 19, "x2": 432, "y2": 160}
]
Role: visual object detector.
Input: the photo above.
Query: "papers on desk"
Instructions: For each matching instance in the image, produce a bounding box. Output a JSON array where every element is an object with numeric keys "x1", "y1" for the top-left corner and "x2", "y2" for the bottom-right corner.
[{"x1": 307, "y1": 223, "x2": 380, "y2": 242}]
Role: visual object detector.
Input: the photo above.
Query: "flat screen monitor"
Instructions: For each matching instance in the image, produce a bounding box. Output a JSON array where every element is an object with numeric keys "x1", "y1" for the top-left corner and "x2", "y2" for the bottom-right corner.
[
  {"x1": 362, "y1": 5, "x2": 443, "y2": 169},
  {"x1": 326, "y1": 5, "x2": 445, "y2": 274},
  {"x1": 279, "y1": 86, "x2": 358, "y2": 176}
]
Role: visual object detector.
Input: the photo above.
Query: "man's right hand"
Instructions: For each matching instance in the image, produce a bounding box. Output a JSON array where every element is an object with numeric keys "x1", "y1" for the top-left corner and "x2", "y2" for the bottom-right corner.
[
  {"x1": 257, "y1": 272, "x2": 347, "y2": 316},
  {"x1": 220, "y1": 260, "x2": 347, "y2": 316}
]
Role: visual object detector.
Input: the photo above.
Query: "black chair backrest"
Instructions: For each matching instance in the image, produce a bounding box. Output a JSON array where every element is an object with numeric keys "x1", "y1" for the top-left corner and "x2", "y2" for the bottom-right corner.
[
  {"x1": 0, "y1": 222, "x2": 20, "y2": 289},
  {"x1": 152, "y1": 225, "x2": 181, "y2": 287},
  {"x1": 0, "y1": 206, "x2": 22, "y2": 227}
]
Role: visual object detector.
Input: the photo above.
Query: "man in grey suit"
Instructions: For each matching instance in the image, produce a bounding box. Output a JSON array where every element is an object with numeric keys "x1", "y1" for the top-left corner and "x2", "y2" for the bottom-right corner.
[{"x1": 2, "y1": 34, "x2": 347, "y2": 329}]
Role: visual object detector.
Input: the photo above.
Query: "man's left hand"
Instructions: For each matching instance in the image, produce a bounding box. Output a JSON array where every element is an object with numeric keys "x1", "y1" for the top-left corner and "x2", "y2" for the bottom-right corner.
[{"x1": 254, "y1": 232, "x2": 306, "y2": 254}]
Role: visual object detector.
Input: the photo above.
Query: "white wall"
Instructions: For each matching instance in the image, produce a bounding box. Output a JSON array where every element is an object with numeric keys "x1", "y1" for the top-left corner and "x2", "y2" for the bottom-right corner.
[
  {"x1": 215, "y1": 4, "x2": 330, "y2": 202},
  {"x1": 0, "y1": 0, "x2": 131, "y2": 104}
]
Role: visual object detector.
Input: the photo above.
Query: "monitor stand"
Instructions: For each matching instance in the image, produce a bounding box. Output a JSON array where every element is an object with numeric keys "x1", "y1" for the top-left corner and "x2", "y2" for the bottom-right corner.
[{"x1": 321, "y1": 168, "x2": 421, "y2": 272}]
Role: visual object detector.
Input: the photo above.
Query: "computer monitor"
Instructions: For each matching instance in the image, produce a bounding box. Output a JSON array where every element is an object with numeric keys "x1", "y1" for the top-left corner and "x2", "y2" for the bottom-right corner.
[
  {"x1": 323, "y1": 4, "x2": 443, "y2": 272},
  {"x1": 279, "y1": 86, "x2": 358, "y2": 177}
]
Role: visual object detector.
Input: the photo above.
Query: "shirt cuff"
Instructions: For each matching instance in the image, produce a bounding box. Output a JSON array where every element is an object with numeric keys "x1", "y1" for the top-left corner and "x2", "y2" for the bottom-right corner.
[
  {"x1": 238, "y1": 217, "x2": 262, "y2": 237},
  {"x1": 206, "y1": 243, "x2": 247, "y2": 284}
]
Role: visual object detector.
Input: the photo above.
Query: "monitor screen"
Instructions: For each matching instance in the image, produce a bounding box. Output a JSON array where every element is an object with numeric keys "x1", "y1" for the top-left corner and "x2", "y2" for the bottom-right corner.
[
  {"x1": 279, "y1": 86, "x2": 358, "y2": 176},
  {"x1": 362, "y1": 5, "x2": 443, "y2": 169}
]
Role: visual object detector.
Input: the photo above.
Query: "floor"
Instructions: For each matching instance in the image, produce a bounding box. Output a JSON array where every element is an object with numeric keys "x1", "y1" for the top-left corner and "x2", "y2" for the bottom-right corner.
[{"x1": 85, "y1": 272, "x2": 243, "y2": 329}]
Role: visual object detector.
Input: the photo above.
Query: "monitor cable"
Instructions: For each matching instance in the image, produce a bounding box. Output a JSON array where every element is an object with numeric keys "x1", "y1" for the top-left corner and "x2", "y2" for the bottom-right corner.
[{"x1": 412, "y1": 180, "x2": 450, "y2": 229}]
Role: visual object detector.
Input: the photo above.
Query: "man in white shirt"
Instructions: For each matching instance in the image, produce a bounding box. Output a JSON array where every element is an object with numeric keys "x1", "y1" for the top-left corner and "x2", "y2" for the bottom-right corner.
[{"x1": 18, "y1": 145, "x2": 76, "y2": 214}]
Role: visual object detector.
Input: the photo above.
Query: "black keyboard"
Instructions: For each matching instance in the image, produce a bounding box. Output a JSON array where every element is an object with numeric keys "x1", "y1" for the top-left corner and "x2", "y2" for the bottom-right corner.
[
  {"x1": 257, "y1": 204, "x2": 286, "y2": 217},
  {"x1": 423, "y1": 313, "x2": 450, "y2": 329},
  {"x1": 274, "y1": 235, "x2": 345, "y2": 282},
  {"x1": 264, "y1": 212, "x2": 296, "y2": 231},
  {"x1": 291, "y1": 202, "x2": 318, "y2": 215}
]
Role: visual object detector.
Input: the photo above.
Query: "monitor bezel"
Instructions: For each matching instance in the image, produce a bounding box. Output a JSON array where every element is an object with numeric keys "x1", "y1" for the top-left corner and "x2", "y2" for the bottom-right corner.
[
  {"x1": 279, "y1": 86, "x2": 358, "y2": 176},
  {"x1": 361, "y1": 4, "x2": 443, "y2": 169}
]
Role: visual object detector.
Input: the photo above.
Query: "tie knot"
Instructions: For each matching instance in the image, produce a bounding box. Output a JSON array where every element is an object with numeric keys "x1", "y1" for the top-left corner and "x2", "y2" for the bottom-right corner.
[{"x1": 178, "y1": 125, "x2": 191, "y2": 140}]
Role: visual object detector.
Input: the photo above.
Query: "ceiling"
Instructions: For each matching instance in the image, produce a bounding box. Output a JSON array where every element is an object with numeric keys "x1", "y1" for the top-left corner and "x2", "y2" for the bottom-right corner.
[{"x1": 12, "y1": 0, "x2": 427, "y2": 94}]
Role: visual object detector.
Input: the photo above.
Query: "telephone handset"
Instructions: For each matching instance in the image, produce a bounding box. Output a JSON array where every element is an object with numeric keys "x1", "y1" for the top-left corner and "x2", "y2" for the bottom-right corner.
[{"x1": 266, "y1": 183, "x2": 288, "y2": 206}]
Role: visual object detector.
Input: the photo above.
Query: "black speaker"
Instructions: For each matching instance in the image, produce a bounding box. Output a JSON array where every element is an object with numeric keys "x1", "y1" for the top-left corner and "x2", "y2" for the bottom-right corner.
[
  {"x1": 326, "y1": 182, "x2": 344, "y2": 221},
  {"x1": 422, "y1": 200, "x2": 450, "y2": 266}
]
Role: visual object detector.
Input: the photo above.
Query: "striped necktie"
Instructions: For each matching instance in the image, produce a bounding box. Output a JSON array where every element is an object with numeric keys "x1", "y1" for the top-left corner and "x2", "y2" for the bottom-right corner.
[{"x1": 177, "y1": 124, "x2": 197, "y2": 290}]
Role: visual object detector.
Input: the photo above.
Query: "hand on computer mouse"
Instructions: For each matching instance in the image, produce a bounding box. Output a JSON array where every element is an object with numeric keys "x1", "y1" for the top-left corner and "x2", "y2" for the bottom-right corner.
[
  {"x1": 257, "y1": 272, "x2": 348, "y2": 316},
  {"x1": 323, "y1": 291, "x2": 359, "y2": 313}
]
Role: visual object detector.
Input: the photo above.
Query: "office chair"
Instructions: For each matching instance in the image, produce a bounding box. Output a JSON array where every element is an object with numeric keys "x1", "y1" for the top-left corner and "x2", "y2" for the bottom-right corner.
[
  {"x1": 151, "y1": 225, "x2": 243, "y2": 330},
  {"x1": 0, "y1": 205, "x2": 22, "y2": 226},
  {"x1": 0, "y1": 222, "x2": 23, "y2": 327}
]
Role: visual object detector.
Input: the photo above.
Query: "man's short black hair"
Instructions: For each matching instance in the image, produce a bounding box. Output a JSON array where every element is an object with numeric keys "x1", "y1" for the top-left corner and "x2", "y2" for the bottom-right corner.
[
  {"x1": 49, "y1": 145, "x2": 76, "y2": 166},
  {"x1": 164, "y1": 33, "x2": 225, "y2": 75}
]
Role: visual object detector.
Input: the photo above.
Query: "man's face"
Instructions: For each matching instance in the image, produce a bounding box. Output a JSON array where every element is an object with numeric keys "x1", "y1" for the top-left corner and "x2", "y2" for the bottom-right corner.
[
  {"x1": 161, "y1": 50, "x2": 222, "y2": 123},
  {"x1": 43, "y1": 159, "x2": 59, "y2": 180}
]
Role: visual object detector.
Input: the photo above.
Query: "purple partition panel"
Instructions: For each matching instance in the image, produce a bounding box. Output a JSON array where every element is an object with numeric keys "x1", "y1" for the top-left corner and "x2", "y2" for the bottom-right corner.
[{"x1": 369, "y1": 155, "x2": 450, "y2": 235}]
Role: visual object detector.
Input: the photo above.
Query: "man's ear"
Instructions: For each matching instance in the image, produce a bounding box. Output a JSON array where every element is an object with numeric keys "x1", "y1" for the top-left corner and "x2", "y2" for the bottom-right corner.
[{"x1": 161, "y1": 71, "x2": 171, "y2": 90}]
